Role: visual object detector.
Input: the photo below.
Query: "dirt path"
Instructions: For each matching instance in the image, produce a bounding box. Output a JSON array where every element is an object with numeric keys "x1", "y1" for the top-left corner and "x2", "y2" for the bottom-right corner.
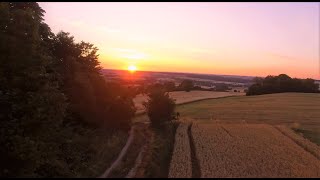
[
  {"x1": 126, "y1": 124, "x2": 153, "y2": 178},
  {"x1": 99, "y1": 122, "x2": 151, "y2": 178}
]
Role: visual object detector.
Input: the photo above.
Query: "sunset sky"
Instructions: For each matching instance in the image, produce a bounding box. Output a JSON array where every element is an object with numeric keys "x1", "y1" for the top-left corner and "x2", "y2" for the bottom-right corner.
[{"x1": 39, "y1": 2, "x2": 320, "y2": 79}]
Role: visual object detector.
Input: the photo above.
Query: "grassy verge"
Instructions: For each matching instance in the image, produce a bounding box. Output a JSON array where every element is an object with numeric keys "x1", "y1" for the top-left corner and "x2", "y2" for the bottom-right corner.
[
  {"x1": 144, "y1": 122, "x2": 179, "y2": 178},
  {"x1": 292, "y1": 127, "x2": 320, "y2": 146},
  {"x1": 62, "y1": 127, "x2": 128, "y2": 178},
  {"x1": 33, "y1": 123, "x2": 129, "y2": 178}
]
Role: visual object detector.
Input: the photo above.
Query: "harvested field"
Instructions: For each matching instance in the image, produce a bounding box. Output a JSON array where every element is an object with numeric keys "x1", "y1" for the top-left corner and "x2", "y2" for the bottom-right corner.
[
  {"x1": 168, "y1": 122, "x2": 192, "y2": 178},
  {"x1": 190, "y1": 123, "x2": 320, "y2": 178},
  {"x1": 133, "y1": 91, "x2": 244, "y2": 114}
]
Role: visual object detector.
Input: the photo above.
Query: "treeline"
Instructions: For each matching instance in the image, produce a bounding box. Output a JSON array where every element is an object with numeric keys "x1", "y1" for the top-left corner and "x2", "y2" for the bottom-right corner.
[
  {"x1": 141, "y1": 80, "x2": 233, "y2": 93},
  {"x1": 246, "y1": 74, "x2": 319, "y2": 96},
  {"x1": 184, "y1": 73, "x2": 253, "y2": 83},
  {"x1": 0, "y1": 2, "x2": 135, "y2": 177}
]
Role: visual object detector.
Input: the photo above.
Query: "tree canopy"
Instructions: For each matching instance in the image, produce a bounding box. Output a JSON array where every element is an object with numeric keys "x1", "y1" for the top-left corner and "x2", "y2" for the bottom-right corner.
[
  {"x1": 143, "y1": 88, "x2": 176, "y2": 128},
  {"x1": 0, "y1": 2, "x2": 135, "y2": 177},
  {"x1": 177, "y1": 79, "x2": 194, "y2": 92},
  {"x1": 246, "y1": 74, "x2": 319, "y2": 96}
]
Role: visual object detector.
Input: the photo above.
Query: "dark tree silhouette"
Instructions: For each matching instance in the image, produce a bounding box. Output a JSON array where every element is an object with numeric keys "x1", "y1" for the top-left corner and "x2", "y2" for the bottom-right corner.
[
  {"x1": 0, "y1": 2, "x2": 136, "y2": 177},
  {"x1": 143, "y1": 88, "x2": 176, "y2": 128},
  {"x1": 246, "y1": 74, "x2": 319, "y2": 96},
  {"x1": 178, "y1": 79, "x2": 194, "y2": 92},
  {"x1": 163, "y1": 81, "x2": 176, "y2": 92}
]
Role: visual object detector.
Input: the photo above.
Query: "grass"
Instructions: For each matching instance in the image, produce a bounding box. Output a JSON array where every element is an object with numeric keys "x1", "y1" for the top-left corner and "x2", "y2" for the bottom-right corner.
[
  {"x1": 144, "y1": 122, "x2": 179, "y2": 178},
  {"x1": 88, "y1": 130, "x2": 128, "y2": 177},
  {"x1": 52, "y1": 127, "x2": 128, "y2": 178},
  {"x1": 176, "y1": 93, "x2": 320, "y2": 145},
  {"x1": 107, "y1": 123, "x2": 149, "y2": 178}
]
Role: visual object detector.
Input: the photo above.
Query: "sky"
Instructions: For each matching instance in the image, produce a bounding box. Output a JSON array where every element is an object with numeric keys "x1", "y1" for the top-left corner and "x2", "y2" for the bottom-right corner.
[{"x1": 39, "y1": 2, "x2": 320, "y2": 79}]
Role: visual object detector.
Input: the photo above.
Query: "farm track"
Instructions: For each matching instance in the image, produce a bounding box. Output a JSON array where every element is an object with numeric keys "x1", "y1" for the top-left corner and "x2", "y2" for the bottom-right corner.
[
  {"x1": 126, "y1": 124, "x2": 154, "y2": 178},
  {"x1": 168, "y1": 121, "x2": 203, "y2": 178},
  {"x1": 99, "y1": 122, "x2": 151, "y2": 178}
]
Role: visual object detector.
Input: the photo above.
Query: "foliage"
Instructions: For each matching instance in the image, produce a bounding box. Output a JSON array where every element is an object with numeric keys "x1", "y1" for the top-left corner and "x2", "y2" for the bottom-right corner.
[
  {"x1": 163, "y1": 81, "x2": 176, "y2": 92},
  {"x1": 246, "y1": 74, "x2": 319, "y2": 96},
  {"x1": 214, "y1": 83, "x2": 231, "y2": 92},
  {"x1": 0, "y1": 2, "x2": 67, "y2": 177},
  {"x1": 145, "y1": 122, "x2": 178, "y2": 178},
  {"x1": 143, "y1": 88, "x2": 176, "y2": 128},
  {"x1": 0, "y1": 2, "x2": 135, "y2": 177},
  {"x1": 178, "y1": 80, "x2": 194, "y2": 92},
  {"x1": 52, "y1": 31, "x2": 135, "y2": 130}
]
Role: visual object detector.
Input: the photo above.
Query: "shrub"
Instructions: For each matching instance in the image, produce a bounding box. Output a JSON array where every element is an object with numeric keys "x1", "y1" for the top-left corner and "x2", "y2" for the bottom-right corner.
[
  {"x1": 178, "y1": 80, "x2": 194, "y2": 92},
  {"x1": 143, "y1": 89, "x2": 176, "y2": 128}
]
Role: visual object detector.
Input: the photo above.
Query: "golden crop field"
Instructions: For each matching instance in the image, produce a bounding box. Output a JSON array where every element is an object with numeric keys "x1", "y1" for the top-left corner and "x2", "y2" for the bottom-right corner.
[
  {"x1": 177, "y1": 93, "x2": 320, "y2": 145},
  {"x1": 134, "y1": 91, "x2": 244, "y2": 114},
  {"x1": 190, "y1": 122, "x2": 320, "y2": 178},
  {"x1": 168, "y1": 122, "x2": 192, "y2": 178}
]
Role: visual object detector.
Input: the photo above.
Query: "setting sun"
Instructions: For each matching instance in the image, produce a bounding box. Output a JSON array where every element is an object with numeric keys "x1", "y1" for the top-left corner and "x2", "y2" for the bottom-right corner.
[{"x1": 128, "y1": 65, "x2": 137, "y2": 72}]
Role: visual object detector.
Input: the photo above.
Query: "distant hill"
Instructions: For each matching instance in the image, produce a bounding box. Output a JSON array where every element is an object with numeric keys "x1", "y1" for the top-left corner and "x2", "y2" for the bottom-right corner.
[{"x1": 101, "y1": 69, "x2": 255, "y2": 84}]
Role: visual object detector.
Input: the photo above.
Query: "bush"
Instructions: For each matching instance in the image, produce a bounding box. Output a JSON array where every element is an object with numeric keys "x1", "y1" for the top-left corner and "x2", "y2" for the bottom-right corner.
[
  {"x1": 214, "y1": 83, "x2": 230, "y2": 92},
  {"x1": 178, "y1": 80, "x2": 194, "y2": 92},
  {"x1": 143, "y1": 89, "x2": 176, "y2": 128},
  {"x1": 163, "y1": 81, "x2": 176, "y2": 92}
]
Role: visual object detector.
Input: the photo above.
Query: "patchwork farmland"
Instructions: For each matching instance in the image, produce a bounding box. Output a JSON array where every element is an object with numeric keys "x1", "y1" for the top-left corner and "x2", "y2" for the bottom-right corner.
[{"x1": 134, "y1": 91, "x2": 244, "y2": 114}]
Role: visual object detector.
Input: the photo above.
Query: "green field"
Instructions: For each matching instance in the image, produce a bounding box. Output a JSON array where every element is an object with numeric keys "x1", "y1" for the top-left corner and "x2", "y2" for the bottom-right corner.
[{"x1": 176, "y1": 93, "x2": 320, "y2": 145}]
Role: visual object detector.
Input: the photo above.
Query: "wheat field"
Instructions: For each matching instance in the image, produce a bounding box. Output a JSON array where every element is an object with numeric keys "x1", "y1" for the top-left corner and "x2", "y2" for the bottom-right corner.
[
  {"x1": 190, "y1": 122, "x2": 320, "y2": 178},
  {"x1": 168, "y1": 122, "x2": 192, "y2": 178},
  {"x1": 177, "y1": 93, "x2": 320, "y2": 145}
]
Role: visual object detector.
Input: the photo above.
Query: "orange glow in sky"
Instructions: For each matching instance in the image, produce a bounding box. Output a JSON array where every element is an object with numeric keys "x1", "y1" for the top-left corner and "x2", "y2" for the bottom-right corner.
[{"x1": 39, "y1": 2, "x2": 320, "y2": 79}]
